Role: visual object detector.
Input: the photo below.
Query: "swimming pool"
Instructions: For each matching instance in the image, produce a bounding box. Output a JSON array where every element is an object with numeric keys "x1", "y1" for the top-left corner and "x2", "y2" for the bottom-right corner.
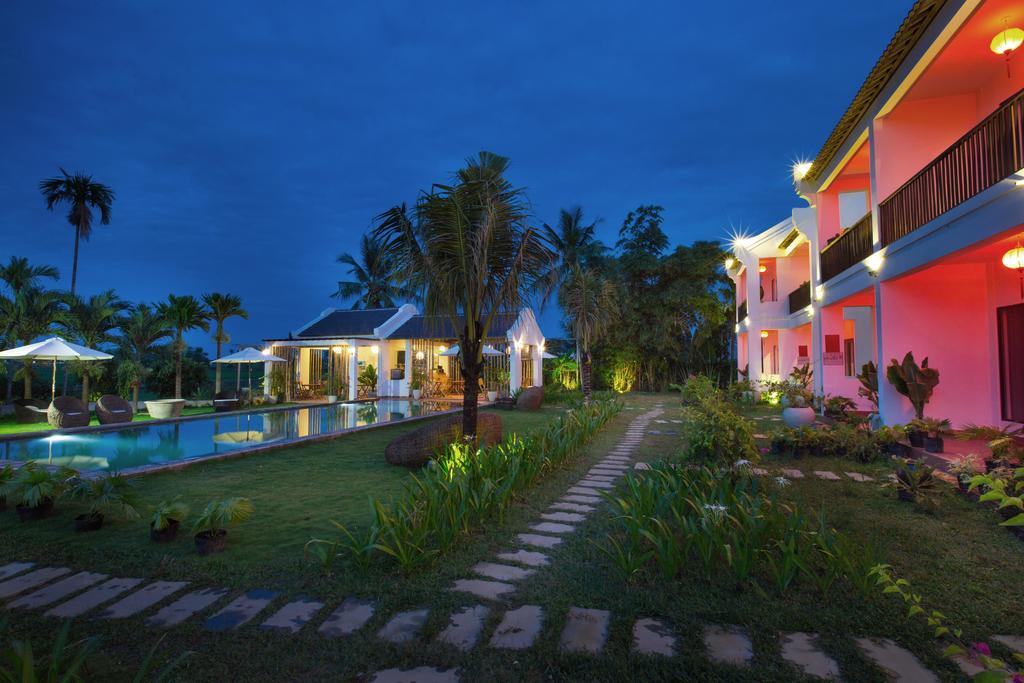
[{"x1": 0, "y1": 399, "x2": 456, "y2": 473}]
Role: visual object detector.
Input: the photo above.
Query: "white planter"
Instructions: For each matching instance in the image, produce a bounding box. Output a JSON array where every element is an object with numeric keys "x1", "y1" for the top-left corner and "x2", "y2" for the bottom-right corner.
[
  {"x1": 782, "y1": 406, "x2": 816, "y2": 428},
  {"x1": 487, "y1": 391, "x2": 498, "y2": 402},
  {"x1": 412, "y1": 389, "x2": 422, "y2": 400},
  {"x1": 326, "y1": 395, "x2": 337, "y2": 404}
]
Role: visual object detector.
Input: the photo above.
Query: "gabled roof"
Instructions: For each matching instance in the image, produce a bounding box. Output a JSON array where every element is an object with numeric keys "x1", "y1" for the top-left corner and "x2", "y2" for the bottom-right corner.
[
  {"x1": 805, "y1": 0, "x2": 947, "y2": 184},
  {"x1": 295, "y1": 308, "x2": 400, "y2": 339},
  {"x1": 386, "y1": 312, "x2": 521, "y2": 340}
]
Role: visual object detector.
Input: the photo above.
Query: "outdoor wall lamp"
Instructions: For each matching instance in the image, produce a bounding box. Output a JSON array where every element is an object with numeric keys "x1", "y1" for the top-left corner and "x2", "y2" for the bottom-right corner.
[
  {"x1": 760, "y1": 330, "x2": 769, "y2": 339},
  {"x1": 331, "y1": 346, "x2": 344, "y2": 354},
  {"x1": 1002, "y1": 238, "x2": 1024, "y2": 299},
  {"x1": 371, "y1": 345, "x2": 379, "y2": 354},
  {"x1": 792, "y1": 161, "x2": 812, "y2": 182},
  {"x1": 991, "y1": 22, "x2": 1024, "y2": 78},
  {"x1": 415, "y1": 351, "x2": 425, "y2": 361},
  {"x1": 758, "y1": 264, "x2": 768, "y2": 273},
  {"x1": 865, "y1": 252, "x2": 884, "y2": 277}
]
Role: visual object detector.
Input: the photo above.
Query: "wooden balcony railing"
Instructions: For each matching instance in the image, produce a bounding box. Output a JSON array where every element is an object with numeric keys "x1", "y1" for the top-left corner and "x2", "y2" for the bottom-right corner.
[
  {"x1": 737, "y1": 300, "x2": 747, "y2": 322},
  {"x1": 879, "y1": 87, "x2": 1024, "y2": 246},
  {"x1": 820, "y1": 213, "x2": 874, "y2": 282},
  {"x1": 788, "y1": 281, "x2": 811, "y2": 314}
]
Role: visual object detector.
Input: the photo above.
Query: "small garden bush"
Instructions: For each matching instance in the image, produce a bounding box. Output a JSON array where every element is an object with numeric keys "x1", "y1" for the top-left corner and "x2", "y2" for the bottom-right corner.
[{"x1": 677, "y1": 375, "x2": 759, "y2": 466}]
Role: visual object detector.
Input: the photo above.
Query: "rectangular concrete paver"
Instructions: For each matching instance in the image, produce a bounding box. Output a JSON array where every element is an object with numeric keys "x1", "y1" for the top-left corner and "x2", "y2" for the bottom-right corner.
[
  {"x1": 495, "y1": 550, "x2": 549, "y2": 567},
  {"x1": 205, "y1": 589, "x2": 279, "y2": 631},
  {"x1": 436, "y1": 604, "x2": 490, "y2": 651},
  {"x1": 378, "y1": 608, "x2": 429, "y2": 643},
  {"x1": 573, "y1": 480, "x2": 614, "y2": 490},
  {"x1": 780, "y1": 469, "x2": 805, "y2": 479},
  {"x1": 855, "y1": 638, "x2": 938, "y2": 682},
  {"x1": 780, "y1": 632, "x2": 841, "y2": 680},
  {"x1": 845, "y1": 472, "x2": 874, "y2": 482},
  {"x1": 633, "y1": 618, "x2": 675, "y2": 656},
  {"x1": 541, "y1": 511, "x2": 586, "y2": 523},
  {"x1": 530, "y1": 522, "x2": 576, "y2": 534},
  {"x1": 9, "y1": 571, "x2": 108, "y2": 610},
  {"x1": 752, "y1": 467, "x2": 770, "y2": 476},
  {"x1": 563, "y1": 494, "x2": 602, "y2": 505},
  {"x1": 319, "y1": 598, "x2": 375, "y2": 637},
  {"x1": 704, "y1": 625, "x2": 753, "y2": 666},
  {"x1": 517, "y1": 533, "x2": 563, "y2": 549},
  {"x1": 472, "y1": 562, "x2": 534, "y2": 582},
  {"x1": 98, "y1": 581, "x2": 187, "y2": 619},
  {"x1": 0, "y1": 567, "x2": 70, "y2": 599},
  {"x1": 450, "y1": 578, "x2": 515, "y2": 600},
  {"x1": 490, "y1": 605, "x2": 543, "y2": 649},
  {"x1": 261, "y1": 598, "x2": 324, "y2": 633},
  {"x1": 994, "y1": 635, "x2": 1024, "y2": 651},
  {"x1": 0, "y1": 562, "x2": 34, "y2": 581},
  {"x1": 550, "y1": 502, "x2": 595, "y2": 513},
  {"x1": 369, "y1": 666, "x2": 458, "y2": 683},
  {"x1": 46, "y1": 577, "x2": 144, "y2": 618},
  {"x1": 147, "y1": 587, "x2": 228, "y2": 627},
  {"x1": 814, "y1": 471, "x2": 841, "y2": 481},
  {"x1": 568, "y1": 486, "x2": 604, "y2": 496},
  {"x1": 560, "y1": 607, "x2": 610, "y2": 654}
]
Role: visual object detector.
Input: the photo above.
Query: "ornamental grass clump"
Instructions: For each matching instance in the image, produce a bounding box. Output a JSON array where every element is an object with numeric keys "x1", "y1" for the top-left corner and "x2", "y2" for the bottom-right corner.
[
  {"x1": 597, "y1": 463, "x2": 876, "y2": 595},
  {"x1": 307, "y1": 398, "x2": 621, "y2": 573}
]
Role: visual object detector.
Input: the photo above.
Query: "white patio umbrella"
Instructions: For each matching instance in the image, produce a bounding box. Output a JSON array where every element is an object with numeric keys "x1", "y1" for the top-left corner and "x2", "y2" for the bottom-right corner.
[
  {"x1": 212, "y1": 347, "x2": 285, "y2": 398},
  {"x1": 0, "y1": 337, "x2": 113, "y2": 401},
  {"x1": 542, "y1": 351, "x2": 557, "y2": 359},
  {"x1": 439, "y1": 344, "x2": 503, "y2": 357}
]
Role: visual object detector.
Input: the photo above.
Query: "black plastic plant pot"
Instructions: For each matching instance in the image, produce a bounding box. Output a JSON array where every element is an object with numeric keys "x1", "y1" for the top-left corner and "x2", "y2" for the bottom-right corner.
[
  {"x1": 74, "y1": 512, "x2": 104, "y2": 532},
  {"x1": 150, "y1": 519, "x2": 180, "y2": 543},
  {"x1": 985, "y1": 458, "x2": 1000, "y2": 473},
  {"x1": 897, "y1": 490, "x2": 916, "y2": 503},
  {"x1": 923, "y1": 436, "x2": 944, "y2": 453},
  {"x1": 957, "y1": 476, "x2": 971, "y2": 494},
  {"x1": 907, "y1": 430, "x2": 924, "y2": 448},
  {"x1": 194, "y1": 529, "x2": 227, "y2": 555},
  {"x1": 16, "y1": 497, "x2": 54, "y2": 522}
]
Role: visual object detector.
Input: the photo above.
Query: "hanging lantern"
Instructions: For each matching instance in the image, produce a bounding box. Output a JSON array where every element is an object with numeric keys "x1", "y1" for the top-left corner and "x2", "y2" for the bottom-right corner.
[
  {"x1": 991, "y1": 23, "x2": 1024, "y2": 78},
  {"x1": 760, "y1": 330, "x2": 769, "y2": 339},
  {"x1": 758, "y1": 264, "x2": 767, "y2": 273},
  {"x1": 1003, "y1": 239, "x2": 1024, "y2": 299}
]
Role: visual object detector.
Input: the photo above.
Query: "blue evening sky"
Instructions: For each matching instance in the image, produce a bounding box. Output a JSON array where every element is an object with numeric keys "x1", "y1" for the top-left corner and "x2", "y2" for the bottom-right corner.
[{"x1": 0, "y1": 2, "x2": 910, "y2": 350}]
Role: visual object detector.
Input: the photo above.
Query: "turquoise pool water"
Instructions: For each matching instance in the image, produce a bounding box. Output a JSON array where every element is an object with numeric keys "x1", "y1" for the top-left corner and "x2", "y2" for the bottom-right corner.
[{"x1": 0, "y1": 399, "x2": 454, "y2": 472}]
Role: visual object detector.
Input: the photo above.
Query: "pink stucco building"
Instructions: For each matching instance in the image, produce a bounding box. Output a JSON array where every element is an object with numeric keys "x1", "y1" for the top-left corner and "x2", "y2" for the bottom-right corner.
[{"x1": 731, "y1": 0, "x2": 1024, "y2": 427}]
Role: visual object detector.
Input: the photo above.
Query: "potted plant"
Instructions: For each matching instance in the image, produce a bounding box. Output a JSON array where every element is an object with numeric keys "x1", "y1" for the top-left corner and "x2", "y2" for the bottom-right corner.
[
  {"x1": 0, "y1": 464, "x2": 13, "y2": 512},
  {"x1": 891, "y1": 460, "x2": 936, "y2": 503},
  {"x1": 781, "y1": 383, "x2": 816, "y2": 428},
  {"x1": 483, "y1": 365, "x2": 502, "y2": 402},
  {"x1": 151, "y1": 497, "x2": 189, "y2": 543},
  {"x1": 886, "y1": 352, "x2": 939, "y2": 432},
  {"x1": 68, "y1": 473, "x2": 141, "y2": 532},
  {"x1": 769, "y1": 428, "x2": 795, "y2": 457},
  {"x1": 957, "y1": 424, "x2": 1024, "y2": 472},
  {"x1": 916, "y1": 417, "x2": 951, "y2": 453},
  {"x1": 358, "y1": 364, "x2": 377, "y2": 397},
  {"x1": 874, "y1": 424, "x2": 908, "y2": 457},
  {"x1": 192, "y1": 497, "x2": 254, "y2": 555},
  {"x1": 857, "y1": 360, "x2": 879, "y2": 426},
  {"x1": 6, "y1": 463, "x2": 77, "y2": 522},
  {"x1": 947, "y1": 454, "x2": 979, "y2": 494},
  {"x1": 410, "y1": 370, "x2": 424, "y2": 400}
]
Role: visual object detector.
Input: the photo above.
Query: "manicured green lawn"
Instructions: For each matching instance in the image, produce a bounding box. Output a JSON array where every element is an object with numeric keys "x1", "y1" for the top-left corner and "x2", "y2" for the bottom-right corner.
[
  {"x1": 5, "y1": 396, "x2": 1023, "y2": 681},
  {"x1": 0, "y1": 407, "x2": 216, "y2": 436}
]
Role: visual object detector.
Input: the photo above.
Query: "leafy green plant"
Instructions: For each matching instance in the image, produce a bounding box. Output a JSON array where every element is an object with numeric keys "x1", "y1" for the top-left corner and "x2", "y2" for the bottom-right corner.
[
  {"x1": 968, "y1": 468, "x2": 1024, "y2": 527},
  {"x1": 152, "y1": 498, "x2": 189, "y2": 531},
  {"x1": 857, "y1": 360, "x2": 879, "y2": 410},
  {"x1": 358, "y1": 364, "x2": 377, "y2": 392},
  {"x1": 192, "y1": 497, "x2": 253, "y2": 536},
  {"x1": 822, "y1": 395, "x2": 857, "y2": 421},
  {"x1": 915, "y1": 417, "x2": 951, "y2": 438},
  {"x1": 890, "y1": 461, "x2": 937, "y2": 504},
  {"x1": 886, "y1": 352, "x2": 939, "y2": 420},
  {"x1": 69, "y1": 473, "x2": 141, "y2": 520},
  {"x1": 958, "y1": 423, "x2": 1024, "y2": 466},
  {"x1": 5, "y1": 463, "x2": 77, "y2": 510}
]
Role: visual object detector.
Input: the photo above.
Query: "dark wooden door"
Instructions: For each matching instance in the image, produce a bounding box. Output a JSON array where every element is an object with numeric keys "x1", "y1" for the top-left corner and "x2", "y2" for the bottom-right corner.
[{"x1": 998, "y1": 303, "x2": 1024, "y2": 423}]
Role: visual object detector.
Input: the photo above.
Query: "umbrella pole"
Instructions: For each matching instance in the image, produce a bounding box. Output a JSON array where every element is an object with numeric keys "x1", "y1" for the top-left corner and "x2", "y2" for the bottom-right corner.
[
  {"x1": 248, "y1": 364, "x2": 252, "y2": 402},
  {"x1": 236, "y1": 365, "x2": 241, "y2": 392},
  {"x1": 51, "y1": 359, "x2": 57, "y2": 402}
]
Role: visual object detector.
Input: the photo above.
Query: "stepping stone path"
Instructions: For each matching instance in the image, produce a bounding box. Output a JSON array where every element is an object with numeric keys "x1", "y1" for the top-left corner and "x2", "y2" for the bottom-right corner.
[
  {"x1": 46, "y1": 577, "x2": 143, "y2": 619},
  {"x1": 495, "y1": 550, "x2": 549, "y2": 567},
  {"x1": 0, "y1": 567, "x2": 71, "y2": 599},
  {"x1": 704, "y1": 625, "x2": 753, "y2": 667},
  {"x1": 490, "y1": 605, "x2": 543, "y2": 649},
  {"x1": 0, "y1": 562, "x2": 33, "y2": 581},
  {"x1": 450, "y1": 579, "x2": 514, "y2": 601},
  {"x1": 206, "y1": 589, "x2": 278, "y2": 631},
  {"x1": 98, "y1": 580, "x2": 187, "y2": 619},
  {"x1": 550, "y1": 501, "x2": 594, "y2": 513},
  {"x1": 378, "y1": 609, "x2": 430, "y2": 643},
  {"x1": 9, "y1": 571, "x2": 107, "y2": 610},
  {"x1": 530, "y1": 522, "x2": 576, "y2": 534},
  {"x1": 369, "y1": 667, "x2": 459, "y2": 683},
  {"x1": 261, "y1": 598, "x2": 324, "y2": 633},
  {"x1": 814, "y1": 471, "x2": 841, "y2": 481},
  {"x1": 633, "y1": 618, "x2": 676, "y2": 656},
  {"x1": 472, "y1": 562, "x2": 534, "y2": 582},
  {"x1": 560, "y1": 607, "x2": 610, "y2": 653},
  {"x1": 780, "y1": 632, "x2": 841, "y2": 680},
  {"x1": 541, "y1": 511, "x2": 586, "y2": 523},
  {"x1": 148, "y1": 587, "x2": 228, "y2": 628},
  {"x1": 517, "y1": 533, "x2": 562, "y2": 549},
  {"x1": 319, "y1": 598, "x2": 375, "y2": 637},
  {"x1": 845, "y1": 472, "x2": 874, "y2": 482},
  {"x1": 436, "y1": 605, "x2": 489, "y2": 651},
  {"x1": 855, "y1": 637, "x2": 939, "y2": 682}
]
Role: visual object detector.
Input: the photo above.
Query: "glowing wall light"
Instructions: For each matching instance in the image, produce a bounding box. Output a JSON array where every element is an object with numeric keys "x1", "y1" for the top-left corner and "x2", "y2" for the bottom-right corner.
[
  {"x1": 1003, "y1": 238, "x2": 1024, "y2": 299},
  {"x1": 792, "y1": 161, "x2": 813, "y2": 182},
  {"x1": 760, "y1": 330, "x2": 769, "y2": 339},
  {"x1": 415, "y1": 351, "x2": 425, "y2": 361},
  {"x1": 758, "y1": 264, "x2": 767, "y2": 273},
  {"x1": 864, "y1": 252, "x2": 884, "y2": 275}
]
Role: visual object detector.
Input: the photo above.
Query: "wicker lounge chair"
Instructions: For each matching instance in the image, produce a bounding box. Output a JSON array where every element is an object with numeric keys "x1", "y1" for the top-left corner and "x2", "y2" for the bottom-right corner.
[
  {"x1": 144, "y1": 399, "x2": 185, "y2": 419},
  {"x1": 47, "y1": 396, "x2": 90, "y2": 429},
  {"x1": 13, "y1": 398, "x2": 49, "y2": 424},
  {"x1": 213, "y1": 391, "x2": 240, "y2": 413},
  {"x1": 96, "y1": 395, "x2": 133, "y2": 425}
]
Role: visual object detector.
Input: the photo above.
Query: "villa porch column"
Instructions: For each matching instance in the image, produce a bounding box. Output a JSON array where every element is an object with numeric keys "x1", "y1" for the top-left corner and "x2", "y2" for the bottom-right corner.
[
  {"x1": 348, "y1": 341, "x2": 358, "y2": 401},
  {"x1": 532, "y1": 349, "x2": 543, "y2": 388},
  {"x1": 403, "y1": 339, "x2": 412, "y2": 397},
  {"x1": 263, "y1": 360, "x2": 272, "y2": 397},
  {"x1": 509, "y1": 343, "x2": 522, "y2": 393},
  {"x1": 376, "y1": 343, "x2": 389, "y2": 396}
]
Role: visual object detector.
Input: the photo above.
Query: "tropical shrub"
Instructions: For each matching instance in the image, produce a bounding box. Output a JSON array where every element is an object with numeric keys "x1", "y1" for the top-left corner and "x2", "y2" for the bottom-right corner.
[
  {"x1": 308, "y1": 398, "x2": 622, "y2": 573},
  {"x1": 68, "y1": 473, "x2": 142, "y2": 521},
  {"x1": 2, "y1": 463, "x2": 77, "y2": 511},
  {"x1": 597, "y1": 464, "x2": 875, "y2": 594},
  {"x1": 192, "y1": 497, "x2": 254, "y2": 536},
  {"x1": 886, "y1": 352, "x2": 939, "y2": 420},
  {"x1": 152, "y1": 498, "x2": 189, "y2": 531}
]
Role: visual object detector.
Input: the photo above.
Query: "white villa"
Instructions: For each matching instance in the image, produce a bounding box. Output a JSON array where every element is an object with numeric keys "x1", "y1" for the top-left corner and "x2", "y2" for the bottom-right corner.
[{"x1": 263, "y1": 305, "x2": 547, "y2": 401}]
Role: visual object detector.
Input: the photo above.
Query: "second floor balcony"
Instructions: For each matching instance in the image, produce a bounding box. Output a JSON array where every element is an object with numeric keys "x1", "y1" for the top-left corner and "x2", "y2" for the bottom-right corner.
[
  {"x1": 788, "y1": 281, "x2": 811, "y2": 314},
  {"x1": 820, "y1": 213, "x2": 873, "y2": 282}
]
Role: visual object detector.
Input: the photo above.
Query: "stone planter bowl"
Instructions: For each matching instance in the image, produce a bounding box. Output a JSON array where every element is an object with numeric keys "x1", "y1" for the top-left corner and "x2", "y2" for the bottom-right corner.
[
  {"x1": 145, "y1": 399, "x2": 186, "y2": 420},
  {"x1": 782, "y1": 406, "x2": 816, "y2": 428}
]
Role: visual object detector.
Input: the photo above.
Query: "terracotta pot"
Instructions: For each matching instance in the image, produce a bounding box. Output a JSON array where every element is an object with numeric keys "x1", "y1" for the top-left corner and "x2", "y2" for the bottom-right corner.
[
  {"x1": 194, "y1": 529, "x2": 228, "y2": 555},
  {"x1": 150, "y1": 519, "x2": 180, "y2": 543},
  {"x1": 16, "y1": 497, "x2": 55, "y2": 522},
  {"x1": 782, "y1": 407, "x2": 815, "y2": 428},
  {"x1": 74, "y1": 512, "x2": 104, "y2": 532}
]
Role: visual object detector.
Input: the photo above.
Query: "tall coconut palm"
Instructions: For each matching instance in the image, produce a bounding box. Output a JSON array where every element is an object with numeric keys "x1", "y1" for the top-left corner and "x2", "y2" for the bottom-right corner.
[
  {"x1": 562, "y1": 266, "x2": 619, "y2": 401},
  {"x1": 118, "y1": 303, "x2": 171, "y2": 411},
  {"x1": 202, "y1": 293, "x2": 248, "y2": 393},
  {"x1": 376, "y1": 151, "x2": 555, "y2": 438},
  {"x1": 39, "y1": 169, "x2": 115, "y2": 294},
  {"x1": 58, "y1": 290, "x2": 128, "y2": 402},
  {"x1": 5, "y1": 288, "x2": 65, "y2": 399},
  {"x1": 333, "y1": 234, "x2": 411, "y2": 309},
  {"x1": 157, "y1": 295, "x2": 210, "y2": 399},
  {"x1": 542, "y1": 206, "x2": 605, "y2": 274},
  {"x1": 0, "y1": 257, "x2": 60, "y2": 403}
]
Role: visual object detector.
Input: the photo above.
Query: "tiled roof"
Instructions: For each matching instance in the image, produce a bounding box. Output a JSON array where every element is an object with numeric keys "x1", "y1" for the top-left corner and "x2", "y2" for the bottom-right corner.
[
  {"x1": 805, "y1": 0, "x2": 947, "y2": 184},
  {"x1": 386, "y1": 313, "x2": 519, "y2": 340},
  {"x1": 296, "y1": 308, "x2": 399, "y2": 338}
]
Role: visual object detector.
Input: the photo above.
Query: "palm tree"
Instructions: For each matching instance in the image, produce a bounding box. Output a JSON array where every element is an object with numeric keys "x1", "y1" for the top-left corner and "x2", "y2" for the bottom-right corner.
[
  {"x1": 5, "y1": 288, "x2": 65, "y2": 399},
  {"x1": 0, "y1": 257, "x2": 59, "y2": 403},
  {"x1": 375, "y1": 151, "x2": 555, "y2": 438},
  {"x1": 58, "y1": 290, "x2": 128, "y2": 402},
  {"x1": 118, "y1": 303, "x2": 171, "y2": 411},
  {"x1": 157, "y1": 295, "x2": 210, "y2": 399},
  {"x1": 39, "y1": 169, "x2": 115, "y2": 294},
  {"x1": 202, "y1": 293, "x2": 248, "y2": 393},
  {"x1": 542, "y1": 207, "x2": 605, "y2": 273},
  {"x1": 333, "y1": 234, "x2": 410, "y2": 309},
  {"x1": 562, "y1": 266, "x2": 619, "y2": 401}
]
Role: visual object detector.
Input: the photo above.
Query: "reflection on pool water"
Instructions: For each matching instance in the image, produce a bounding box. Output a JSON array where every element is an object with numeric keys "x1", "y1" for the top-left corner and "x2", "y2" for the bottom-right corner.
[{"x1": 0, "y1": 399, "x2": 455, "y2": 472}]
